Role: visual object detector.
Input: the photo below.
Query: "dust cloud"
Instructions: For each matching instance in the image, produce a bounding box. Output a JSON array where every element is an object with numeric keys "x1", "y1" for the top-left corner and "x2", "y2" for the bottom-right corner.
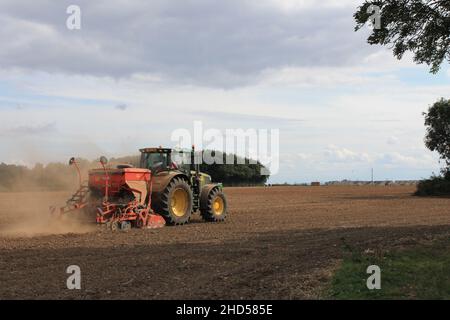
[{"x1": 0, "y1": 191, "x2": 95, "y2": 238}]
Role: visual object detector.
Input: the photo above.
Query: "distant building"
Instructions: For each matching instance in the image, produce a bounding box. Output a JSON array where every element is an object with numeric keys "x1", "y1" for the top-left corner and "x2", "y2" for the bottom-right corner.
[{"x1": 324, "y1": 180, "x2": 419, "y2": 186}]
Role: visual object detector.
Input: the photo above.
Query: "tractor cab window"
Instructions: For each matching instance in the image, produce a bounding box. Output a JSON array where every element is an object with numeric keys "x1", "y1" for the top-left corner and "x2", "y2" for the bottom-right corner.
[{"x1": 141, "y1": 152, "x2": 168, "y2": 172}]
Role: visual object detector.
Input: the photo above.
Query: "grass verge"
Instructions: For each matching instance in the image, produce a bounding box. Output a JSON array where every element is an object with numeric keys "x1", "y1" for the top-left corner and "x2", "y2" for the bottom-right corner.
[{"x1": 326, "y1": 238, "x2": 450, "y2": 299}]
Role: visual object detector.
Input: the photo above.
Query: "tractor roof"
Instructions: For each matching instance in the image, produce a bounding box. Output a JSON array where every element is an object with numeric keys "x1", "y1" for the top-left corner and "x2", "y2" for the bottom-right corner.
[{"x1": 139, "y1": 147, "x2": 172, "y2": 153}]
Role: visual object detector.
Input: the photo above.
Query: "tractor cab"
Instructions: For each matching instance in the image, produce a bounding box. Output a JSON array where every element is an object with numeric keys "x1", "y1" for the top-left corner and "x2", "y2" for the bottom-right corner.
[
  {"x1": 140, "y1": 147, "x2": 172, "y2": 173},
  {"x1": 139, "y1": 147, "x2": 194, "y2": 176}
]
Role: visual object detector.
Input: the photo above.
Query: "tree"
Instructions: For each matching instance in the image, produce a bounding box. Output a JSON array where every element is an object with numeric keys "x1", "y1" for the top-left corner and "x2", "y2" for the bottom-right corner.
[
  {"x1": 355, "y1": 1, "x2": 450, "y2": 73},
  {"x1": 199, "y1": 151, "x2": 269, "y2": 186},
  {"x1": 424, "y1": 98, "x2": 450, "y2": 175}
]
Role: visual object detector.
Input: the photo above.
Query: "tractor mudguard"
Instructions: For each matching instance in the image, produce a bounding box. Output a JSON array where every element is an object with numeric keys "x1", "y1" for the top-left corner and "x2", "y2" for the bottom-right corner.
[{"x1": 150, "y1": 171, "x2": 189, "y2": 193}]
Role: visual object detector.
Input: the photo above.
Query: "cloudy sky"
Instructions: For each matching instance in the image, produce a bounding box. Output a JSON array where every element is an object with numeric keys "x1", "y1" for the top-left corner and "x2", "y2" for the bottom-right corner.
[{"x1": 0, "y1": 0, "x2": 448, "y2": 183}]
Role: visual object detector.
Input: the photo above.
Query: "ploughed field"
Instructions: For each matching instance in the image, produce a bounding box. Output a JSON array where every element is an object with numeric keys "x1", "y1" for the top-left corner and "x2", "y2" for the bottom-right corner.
[{"x1": 0, "y1": 186, "x2": 449, "y2": 299}]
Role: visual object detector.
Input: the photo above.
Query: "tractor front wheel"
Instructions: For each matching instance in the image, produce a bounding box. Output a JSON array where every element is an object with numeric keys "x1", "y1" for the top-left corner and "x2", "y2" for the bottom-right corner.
[{"x1": 200, "y1": 188, "x2": 228, "y2": 222}]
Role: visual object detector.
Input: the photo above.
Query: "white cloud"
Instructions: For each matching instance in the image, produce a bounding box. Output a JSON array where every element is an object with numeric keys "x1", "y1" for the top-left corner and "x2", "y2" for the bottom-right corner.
[
  {"x1": 324, "y1": 145, "x2": 371, "y2": 163},
  {"x1": 387, "y1": 136, "x2": 399, "y2": 145},
  {"x1": 375, "y1": 152, "x2": 435, "y2": 169}
]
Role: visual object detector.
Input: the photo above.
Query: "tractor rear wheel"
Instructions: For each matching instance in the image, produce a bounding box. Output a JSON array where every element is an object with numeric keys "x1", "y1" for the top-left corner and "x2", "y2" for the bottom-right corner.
[
  {"x1": 158, "y1": 177, "x2": 193, "y2": 225},
  {"x1": 200, "y1": 188, "x2": 228, "y2": 222}
]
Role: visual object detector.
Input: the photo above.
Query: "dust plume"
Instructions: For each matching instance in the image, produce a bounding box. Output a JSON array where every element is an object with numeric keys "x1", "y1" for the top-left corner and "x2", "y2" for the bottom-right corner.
[{"x1": 0, "y1": 191, "x2": 95, "y2": 238}]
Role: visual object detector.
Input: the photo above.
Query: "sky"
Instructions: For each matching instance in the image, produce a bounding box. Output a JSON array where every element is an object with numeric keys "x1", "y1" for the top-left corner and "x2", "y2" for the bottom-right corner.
[{"x1": 0, "y1": 0, "x2": 448, "y2": 183}]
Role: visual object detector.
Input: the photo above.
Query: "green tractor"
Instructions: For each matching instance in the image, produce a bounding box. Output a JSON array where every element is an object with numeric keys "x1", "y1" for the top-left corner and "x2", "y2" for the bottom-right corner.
[{"x1": 140, "y1": 147, "x2": 228, "y2": 225}]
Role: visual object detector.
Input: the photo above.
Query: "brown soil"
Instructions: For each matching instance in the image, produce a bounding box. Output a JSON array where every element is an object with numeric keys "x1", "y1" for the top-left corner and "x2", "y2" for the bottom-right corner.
[{"x1": 0, "y1": 186, "x2": 449, "y2": 299}]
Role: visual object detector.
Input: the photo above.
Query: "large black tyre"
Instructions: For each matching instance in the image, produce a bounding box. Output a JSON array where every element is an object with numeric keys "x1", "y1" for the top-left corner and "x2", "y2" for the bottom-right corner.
[
  {"x1": 200, "y1": 188, "x2": 228, "y2": 222},
  {"x1": 157, "y1": 177, "x2": 193, "y2": 225}
]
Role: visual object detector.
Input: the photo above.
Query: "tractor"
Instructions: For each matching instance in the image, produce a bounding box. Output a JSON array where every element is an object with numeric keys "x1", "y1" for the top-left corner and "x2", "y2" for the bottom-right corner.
[{"x1": 52, "y1": 147, "x2": 228, "y2": 230}]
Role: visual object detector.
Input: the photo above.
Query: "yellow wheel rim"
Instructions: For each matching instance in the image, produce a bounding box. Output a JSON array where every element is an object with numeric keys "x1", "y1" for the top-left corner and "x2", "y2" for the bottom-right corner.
[
  {"x1": 171, "y1": 189, "x2": 188, "y2": 217},
  {"x1": 212, "y1": 196, "x2": 224, "y2": 216}
]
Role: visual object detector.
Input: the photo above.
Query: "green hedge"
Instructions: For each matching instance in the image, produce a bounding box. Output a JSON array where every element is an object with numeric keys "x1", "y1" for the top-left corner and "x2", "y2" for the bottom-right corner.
[{"x1": 415, "y1": 175, "x2": 450, "y2": 196}]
